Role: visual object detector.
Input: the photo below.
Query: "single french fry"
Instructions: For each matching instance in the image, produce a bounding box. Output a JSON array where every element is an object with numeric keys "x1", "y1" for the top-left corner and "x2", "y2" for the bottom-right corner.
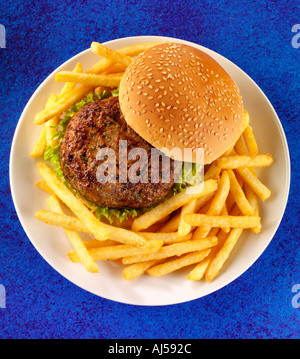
[
  {"x1": 123, "y1": 260, "x2": 159, "y2": 280},
  {"x1": 82, "y1": 239, "x2": 119, "y2": 249},
  {"x1": 184, "y1": 213, "x2": 260, "y2": 229},
  {"x1": 113, "y1": 42, "x2": 167, "y2": 57},
  {"x1": 122, "y1": 237, "x2": 218, "y2": 265},
  {"x1": 244, "y1": 184, "x2": 261, "y2": 233},
  {"x1": 30, "y1": 126, "x2": 47, "y2": 157},
  {"x1": 234, "y1": 135, "x2": 248, "y2": 156},
  {"x1": 35, "y1": 181, "x2": 54, "y2": 195},
  {"x1": 146, "y1": 249, "x2": 211, "y2": 277},
  {"x1": 131, "y1": 179, "x2": 218, "y2": 232},
  {"x1": 217, "y1": 154, "x2": 273, "y2": 169},
  {"x1": 35, "y1": 209, "x2": 92, "y2": 233},
  {"x1": 243, "y1": 125, "x2": 259, "y2": 156},
  {"x1": 37, "y1": 162, "x2": 110, "y2": 241},
  {"x1": 70, "y1": 240, "x2": 163, "y2": 262},
  {"x1": 205, "y1": 228, "x2": 244, "y2": 282},
  {"x1": 236, "y1": 167, "x2": 271, "y2": 201},
  {"x1": 31, "y1": 93, "x2": 58, "y2": 156},
  {"x1": 240, "y1": 110, "x2": 250, "y2": 134},
  {"x1": 186, "y1": 257, "x2": 211, "y2": 280},
  {"x1": 67, "y1": 239, "x2": 119, "y2": 261},
  {"x1": 45, "y1": 116, "x2": 59, "y2": 147},
  {"x1": 204, "y1": 162, "x2": 221, "y2": 180},
  {"x1": 178, "y1": 199, "x2": 198, "y2": 236},
  {"x1": 193, "y1": 170, "x2": 230, "y2": 239},
  {"x1": 46, "y1": 195, "x2": 99, "y2": 273},
  {"x1": 140, "y1": 232, "x2": 192, "y2": 244},
  {"x1": 55, "y1": 71, "x2": 122, "y2": 88},
  {"x1": 91, "y1": 42, "x2": 133, "y2": 66},
  {"x1": 103, "y1": 63, "x2": 127, "y2": 74},
  {"x1": 227, "y1": 169, "x2": 254, "y2": 216}
]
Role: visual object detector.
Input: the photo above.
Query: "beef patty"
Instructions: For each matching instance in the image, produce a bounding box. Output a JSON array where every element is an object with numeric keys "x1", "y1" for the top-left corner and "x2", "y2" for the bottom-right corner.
[{"x1": 59, "y1": 96, "x2": 176, "y2": 208}]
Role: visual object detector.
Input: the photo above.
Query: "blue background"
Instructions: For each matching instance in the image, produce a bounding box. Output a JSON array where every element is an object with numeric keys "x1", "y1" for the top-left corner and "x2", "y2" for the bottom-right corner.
[{"x1": 1, "y1": 0, "x2": 299, "y2": 339}]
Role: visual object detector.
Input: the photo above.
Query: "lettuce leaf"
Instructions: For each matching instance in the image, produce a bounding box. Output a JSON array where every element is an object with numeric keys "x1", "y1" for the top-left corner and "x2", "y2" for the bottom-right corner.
[{"x1": 44, "y1": 88, "x2": 202, "y2": 224}]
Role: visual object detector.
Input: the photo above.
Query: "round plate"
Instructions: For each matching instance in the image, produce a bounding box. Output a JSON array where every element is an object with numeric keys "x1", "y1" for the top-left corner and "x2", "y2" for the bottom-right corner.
[{"x1": 9, "y1": 36, "x2": 290, "y2": 306}]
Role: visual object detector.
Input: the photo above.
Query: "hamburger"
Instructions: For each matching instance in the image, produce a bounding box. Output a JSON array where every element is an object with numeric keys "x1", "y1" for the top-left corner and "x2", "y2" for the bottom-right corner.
[{"x1": 45, "y1": 42, "x2": 244, "y2": 224}]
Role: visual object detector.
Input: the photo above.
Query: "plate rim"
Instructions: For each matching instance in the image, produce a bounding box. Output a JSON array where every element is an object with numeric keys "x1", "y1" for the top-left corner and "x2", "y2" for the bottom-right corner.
[{"x1": 9, "y1": 35, "x2": 291, "y2": 306}]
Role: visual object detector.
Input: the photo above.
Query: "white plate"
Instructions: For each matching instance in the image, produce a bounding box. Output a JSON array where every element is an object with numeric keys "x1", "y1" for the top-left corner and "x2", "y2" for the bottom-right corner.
[{"x1": 9, "y1": 36, "x2": 290, "y2": 306}]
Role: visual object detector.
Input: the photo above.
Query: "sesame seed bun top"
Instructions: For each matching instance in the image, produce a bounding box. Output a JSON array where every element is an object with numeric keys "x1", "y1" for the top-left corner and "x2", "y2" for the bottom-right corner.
[{"x1": 119, "y1": 42, "x2": 244, "y2": 164}]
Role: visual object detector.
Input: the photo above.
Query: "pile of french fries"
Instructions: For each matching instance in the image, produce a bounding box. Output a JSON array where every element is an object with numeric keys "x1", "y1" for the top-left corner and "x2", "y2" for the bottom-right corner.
[{"x1": 30, "y1": 41, "x2": 274, "y2": 282}]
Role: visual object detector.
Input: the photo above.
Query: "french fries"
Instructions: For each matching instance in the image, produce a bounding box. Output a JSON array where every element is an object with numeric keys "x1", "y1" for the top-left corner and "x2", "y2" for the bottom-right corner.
[
  {"x1": 35, "y1": 85, "x2": 93, "y2": 125},
  {"x1": 34, "y1": 208, "x2": 152, "y2": 248},
  {"x1": 55, "y1": 71, "x2": 122, "y2": 88},
  {"x1": 123, "y1": 260, "x2": 160, "y2": 280},
  {"x1": 131, "y1": 180, "x2": 218, "y2": 232},
  {"x1": 147, "y1": 250, "x2": 211, "y2": 277},
  {"x1": 46, "y1": 195, "x2": 99, "y2": 273},
  {"x1": 205, "y1": 228, "x2": 244, "y2": 282},
  {"x1": 236, "y1": 167, "x2": 271, "y2": 201},
  {"x1": 184, "y1": 214, "x2": 261, "y2": 229},
  {"x1": 186, "y1": 257, "x2": 211, "y2": 281},
  {"x1": 243, "y1": 125, "x2": 259, "y2": 156},
  {"x1": 35, "y1": 181, "x2": 54, "y2": 195},
  {"x1": 30, "y1": 126, "x2": 47, "y2": 158},
  {"x1": 30, "y1": 94, "x2": 58, "y2": 157},
  {"x1": 87, "y1": 42, "x2": 165, "y2": 75},
  {"x1": 178, "y1": 199, "x2": 198, "y2": 237},
  {"x1": 192, "y1": 170, "x2": 230, "y2": 239},
  {"x1": 217, "y1": 154, "x2": 274, "y2": 169},
  {"x1": 227, "y1": 169, "x2": 254, "y2": 216},
  {"x1": 37, "y1": 162, "x2": 110, "y2": 241},
  {"x1": 60, "y1": 62, "x2": 83, "y2": 94},
  {"x1": 69, "y1": 240, "x2": 163, "y2": 262},
  {"x1": 122, "y1": 237, "x2": 218, "y2": 265},
  {"x1": 44, "y1": 63, "x2": 84, "y2": 147},
  {"x1": 91, "y1": 42, "x2": 133, "y2": 67},
  {"x1": 31, "y1": 41, "x2": 274, "y2": 283}
]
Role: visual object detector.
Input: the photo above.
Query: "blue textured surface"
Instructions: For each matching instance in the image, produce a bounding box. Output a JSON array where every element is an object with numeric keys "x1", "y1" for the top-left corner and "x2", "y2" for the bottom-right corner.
[{"x1": 1, "y1": 0, "x2": 299, "y2": 339}]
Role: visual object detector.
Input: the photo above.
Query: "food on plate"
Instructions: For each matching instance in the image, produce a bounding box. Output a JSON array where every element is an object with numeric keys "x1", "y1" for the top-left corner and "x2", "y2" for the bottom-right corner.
[
  {"x1": 146, "y1": 249, "x2": 211, "y2": 277},
  {"x1": 118, "y1": 43, "x2": 244, "y2": 164},
  {"x1": 59, "y1": 95, "x2": 176, "y2": 209},
  {"x1": 46, "y1": 194, "x2": 99, "y2": 273},
  {"x1": 121, "y1": 236, "x2": 218, "y2": 265},
  {"x1": 31, "y1": 40, "x2": 274, "y2": 282}
]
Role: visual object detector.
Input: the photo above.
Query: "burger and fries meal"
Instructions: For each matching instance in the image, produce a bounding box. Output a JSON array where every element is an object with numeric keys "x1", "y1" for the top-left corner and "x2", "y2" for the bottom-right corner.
[{"x1": 30, "y1": 40, "x2": 274, "y2": 282}]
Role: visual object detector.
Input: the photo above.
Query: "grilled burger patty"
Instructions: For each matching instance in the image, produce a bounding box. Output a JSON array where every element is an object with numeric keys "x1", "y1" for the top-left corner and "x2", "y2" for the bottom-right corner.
[{"x1": 59, "y1": 96, "x2": 176, "y2": 208}]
